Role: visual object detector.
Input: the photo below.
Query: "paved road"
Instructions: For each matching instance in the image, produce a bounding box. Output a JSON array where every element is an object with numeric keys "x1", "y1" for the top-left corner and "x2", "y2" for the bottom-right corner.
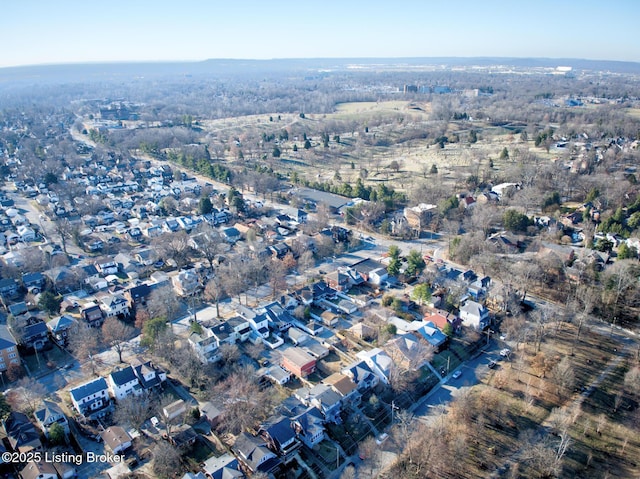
[{"x1": 413, "y1": 343, "x2": 501, "y2": 418}]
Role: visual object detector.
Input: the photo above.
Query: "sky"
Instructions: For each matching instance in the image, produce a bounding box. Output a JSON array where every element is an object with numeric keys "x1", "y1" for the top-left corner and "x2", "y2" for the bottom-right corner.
[{"x1": 1, "y1": 0, "x2": 639, "y2": 68}]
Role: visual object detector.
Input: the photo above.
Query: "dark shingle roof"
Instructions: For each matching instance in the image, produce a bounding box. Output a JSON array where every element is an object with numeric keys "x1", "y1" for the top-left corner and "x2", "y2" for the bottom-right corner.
[
  {"x1": 70, "y1": 377, "x2": 107, "y2": 402},
  {"x1": 0, "y1": 324, "x2": 17, "y2": 350},
  {"x1": 109, "y1": 366, "x2": 137, "y2": 386}
]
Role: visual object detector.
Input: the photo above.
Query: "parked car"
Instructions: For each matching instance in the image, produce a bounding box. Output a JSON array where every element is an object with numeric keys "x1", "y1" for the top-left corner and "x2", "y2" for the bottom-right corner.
[
  {"x1": 500, "y1": 348, "x2": 511, "y2": 357},
  {"x1": 488, "y1": 360, "x2": 497, "y2": 369},
  {"x1": 452, "y1": 370, "x2": 462, "y2": 379}
]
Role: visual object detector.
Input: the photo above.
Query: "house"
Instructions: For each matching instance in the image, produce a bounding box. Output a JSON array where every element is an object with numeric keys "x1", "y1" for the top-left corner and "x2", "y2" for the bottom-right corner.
[
  {"x1": 259, "y1": 416, "x2": 301, "y2": 457},
  {"x1": 200, "y1": 401, "x2": 223, "y2": 429},
  {"x1": 0, "y1": 278, "x2": 19, "y2": 299},
  {"x1": 424, "y1": 310, "x2": 461, "y2": 332},
  {"x1": 17, "y1": 225, "x2": 36, "y2": 242},
  {"x1": 287, "y1": 327, "x2": 309, "y2": 346},
  {"x1": 238, "y1": 306, "x2": 270, "y2": 340},
  {"x1": 296, "y1": 384, "x2": 342, "y2": 423},
  {"x1": 263, "y1": 302, "x2": 295, "y2": 332},
  {"x1": 99, "y1": 293, "x2": 130, "y2": 318},
  {"x1": 291, "y1": 406, "x2": 325, "y2": 448},
  {"x1": 8, "y1": 302, "x2": 28, "y2": 317},
  {"x1": 269, "y1": 243, "x2": 290, "y2": 259},
  {"x1": 12, "y1": 318, "x2": 50, "y2": 351},
  {"x1": 46, "y1": 315, "x2": 77, "y2": 347},
  {"x1": 0, "y1": 324, "x2": 20, "y2": 372},
  {"x1": 130, "y1": 356, "x2": 167, "y2": 392},
  {"x1": 222, "y1": 227, "x2": 241, "y2": 243},
  {"x1": 319, "y1": 310, "x2": 339, "y2": 327},
  {"x1": 135, "y1": 248, "x2": 157, "y2": 266},
  {"x1": 412, "y1": 321, "x2": 448, "y2": 350},
  {"x1": 108, "y1": 366, "x2": 141, "y2": 401},
  {"x1": 323, "y1": 373, "x2": 359, "y2": 404},
  {"x1": 233, "y1": 432, "x2": 280, "y2": 474},
  {"x1": 52, "y1": 462, "x2": 76, "y2": 479},
  {"x1": 199, "y1": 453, "x2": 244, "y2": 479},
  {"x1": 20, "y1": 461, "x2": 58, "y2": 479},
  {"x1": 69, "y1": 377, "x2": 110, "y2": 417},
  {"x1": 3, "y1": 411, "x2": 42, "y2": 453},
  {"x1": 164, "y1": 218, "x2": 180, "y2": 232},
  {"x1": 172, "y1": 268, "x2": 201, "y2": 296},
  {"x1": 324, "y1": 271, "x2": 350, "y2": 292},
  {"x1": 21, "y1": 272, "x2": 45, "y2": 294},
  {"x1": 385, "y1": 333, "x2": 433, "y2": 370},
  {"x1": 265, "y1": 366, "x2": 291, "y2": 385},
  {"x1": 96, "y1": 261, "x2": 118, "y2": 276},
  {"x1": 171, "y1": 424, "x2": 198, "y2": 450},
  {"x1": 226, "y1": 316, "x2": 253, "y2": 342},
  {"x1": 403, "y1": 203, "x2": 437, "y2": 230},
  {"x1": 81, "y1": 303, "x2": 104, "y2": 327},
  {"x1": 79, "y1": 264, "x2": 101, "y2": 285},
  {"x1": 211, "y1": 322, "x2": 236, "y2": 345},
  {"x1": 101, "y1": 426, "x2": 132, "y2": 454},
  {"x1": 163, "y1": 399, "x2": 187, "y2": 422},
  {"x1": 282, "y1": 207, "x2": 308, "y2": 224},
  {"x1": 356, "y1": 348, "x2": 393, "y2": 385},
  {"x1": 124, "y1": 282, "x2": 152, "y2": 309},
  {"x1": 281, "y1": 347, "x2": 316, "y2": 378},
  {"x1": 347, "y1": 322, "x2": 375, "y2": 340},
  {"x1": 459, "y1": 300, "x2": 490, "y2": 330},
  {"x1": 34, "y1": 400, "x2": 70, "y2": 438},
  {"x1": 302, "y1": 339, "x2": 329, "y2": 360},
  {"x1": 189, "y1": 328, "x2": 220, "y2": 363}
]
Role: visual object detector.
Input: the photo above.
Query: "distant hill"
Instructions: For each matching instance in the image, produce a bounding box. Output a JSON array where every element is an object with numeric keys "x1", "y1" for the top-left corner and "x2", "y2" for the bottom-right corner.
[{"x1": 1, "y1": 57, "x2": 639, "y2": 86}]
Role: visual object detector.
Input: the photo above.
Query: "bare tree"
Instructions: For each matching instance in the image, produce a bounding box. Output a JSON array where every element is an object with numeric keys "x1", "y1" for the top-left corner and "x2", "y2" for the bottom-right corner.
[
  {"x1": 114, "y1": 394, "x2": 154, "y2": 430},
  {"x1": 267, "y1": 259, "x2": 288, "y2": 300},
  {"x1": 152, "y1": 441, "x2": 183, "y2": 479},
  {"x1": 551, "y1": 356, "x2": 576, "y2": 399},
  {"x1": 216, "y1": 342, "x2": 238, "y2": 364},
  {"x1": 192, "y1": 224, "x2": 225, "y2": 270},
  {"x1": 156, "y1": 231, "x2": 192, "y2": 269},
  {"x1": 147, "y1": 285, "x2": 181, "y2": 321},
  {"x1": 204, "y1": 276, "x2": 226, "y2": 318},
  {"x1": 209, "y1": 367, "x2": 275, "y2": 434},
  {"x1": 101, "y1": 316, "x2": 135, "y2": 363},
  {"x1": 67, "y1": 322, "x2": 101, "y2": 375},
  {"x1": 7, "y1": 377, "x2": 47, "y2": 414}
]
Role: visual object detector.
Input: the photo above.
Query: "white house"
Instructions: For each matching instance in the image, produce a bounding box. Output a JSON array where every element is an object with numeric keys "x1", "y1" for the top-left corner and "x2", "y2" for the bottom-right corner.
[
  {"x1": 188, "y1": 328, "x2": 220, "y2": 363},
  {"x1": 69, "y1": 378, "x2": 110, "y2": 416},
  {"x1": 369, "y1": 267, "x2": 388, "y2": 286},
  {"x1": 96, "y1": 261, "x2": 118, "y2": 275},
  {"x1": 107, "y1": 366, "x2": 141, "y2": 401},
  {"x1": 356, "y1": 348, "x2": 393, "y2": 385},
  {"x1": 99, "y1": 294, "x2": 130, "y2": 318},
  {"x1": 17, "y1": 225, "x2": 36, "y2": 242},
  {"x1": 226, "y1": 316, "x2": 252, "y2": 342},
  {"x1": 239, "y1": 306, "x2": 270, "y2": 339},
  {"x1": 459, "y1": 300, "x2": 490, "y2": 330}
]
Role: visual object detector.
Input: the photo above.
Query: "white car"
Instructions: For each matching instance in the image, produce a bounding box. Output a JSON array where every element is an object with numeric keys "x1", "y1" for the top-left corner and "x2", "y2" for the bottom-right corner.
[
  {"x1": 452, "y1": 370, "x2": 462, "y2": 379},
  {"x1": 500, "y1": 348, "x2": 511, "y2": 357}
]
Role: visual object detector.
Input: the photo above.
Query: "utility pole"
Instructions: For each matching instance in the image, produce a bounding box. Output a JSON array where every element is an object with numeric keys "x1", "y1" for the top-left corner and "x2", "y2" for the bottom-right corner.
[{"x1": 391, "y1": 400, "x2": 399, "y2": 424}]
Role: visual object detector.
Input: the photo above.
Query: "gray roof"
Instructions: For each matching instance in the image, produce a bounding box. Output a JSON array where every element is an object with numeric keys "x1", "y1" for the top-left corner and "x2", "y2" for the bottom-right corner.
[
  {"x1": 70, "y1": 377, "x2": 108, "y2": 402},
  {"x1": 34, "y1": 400, "x2": 65, "y2": 424},
  {"x1": 0, "y1": 324, "x2": 17, "y2": 350},
  {"x1": 294, "y1": 187, "x2": 350, "y2": 210},
  {"x1": 47, "y1": 315, "x2": 77, "y2": 333},
  {"x1": 109, "y1": 366, "x2": 137, "y2": 386}
]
